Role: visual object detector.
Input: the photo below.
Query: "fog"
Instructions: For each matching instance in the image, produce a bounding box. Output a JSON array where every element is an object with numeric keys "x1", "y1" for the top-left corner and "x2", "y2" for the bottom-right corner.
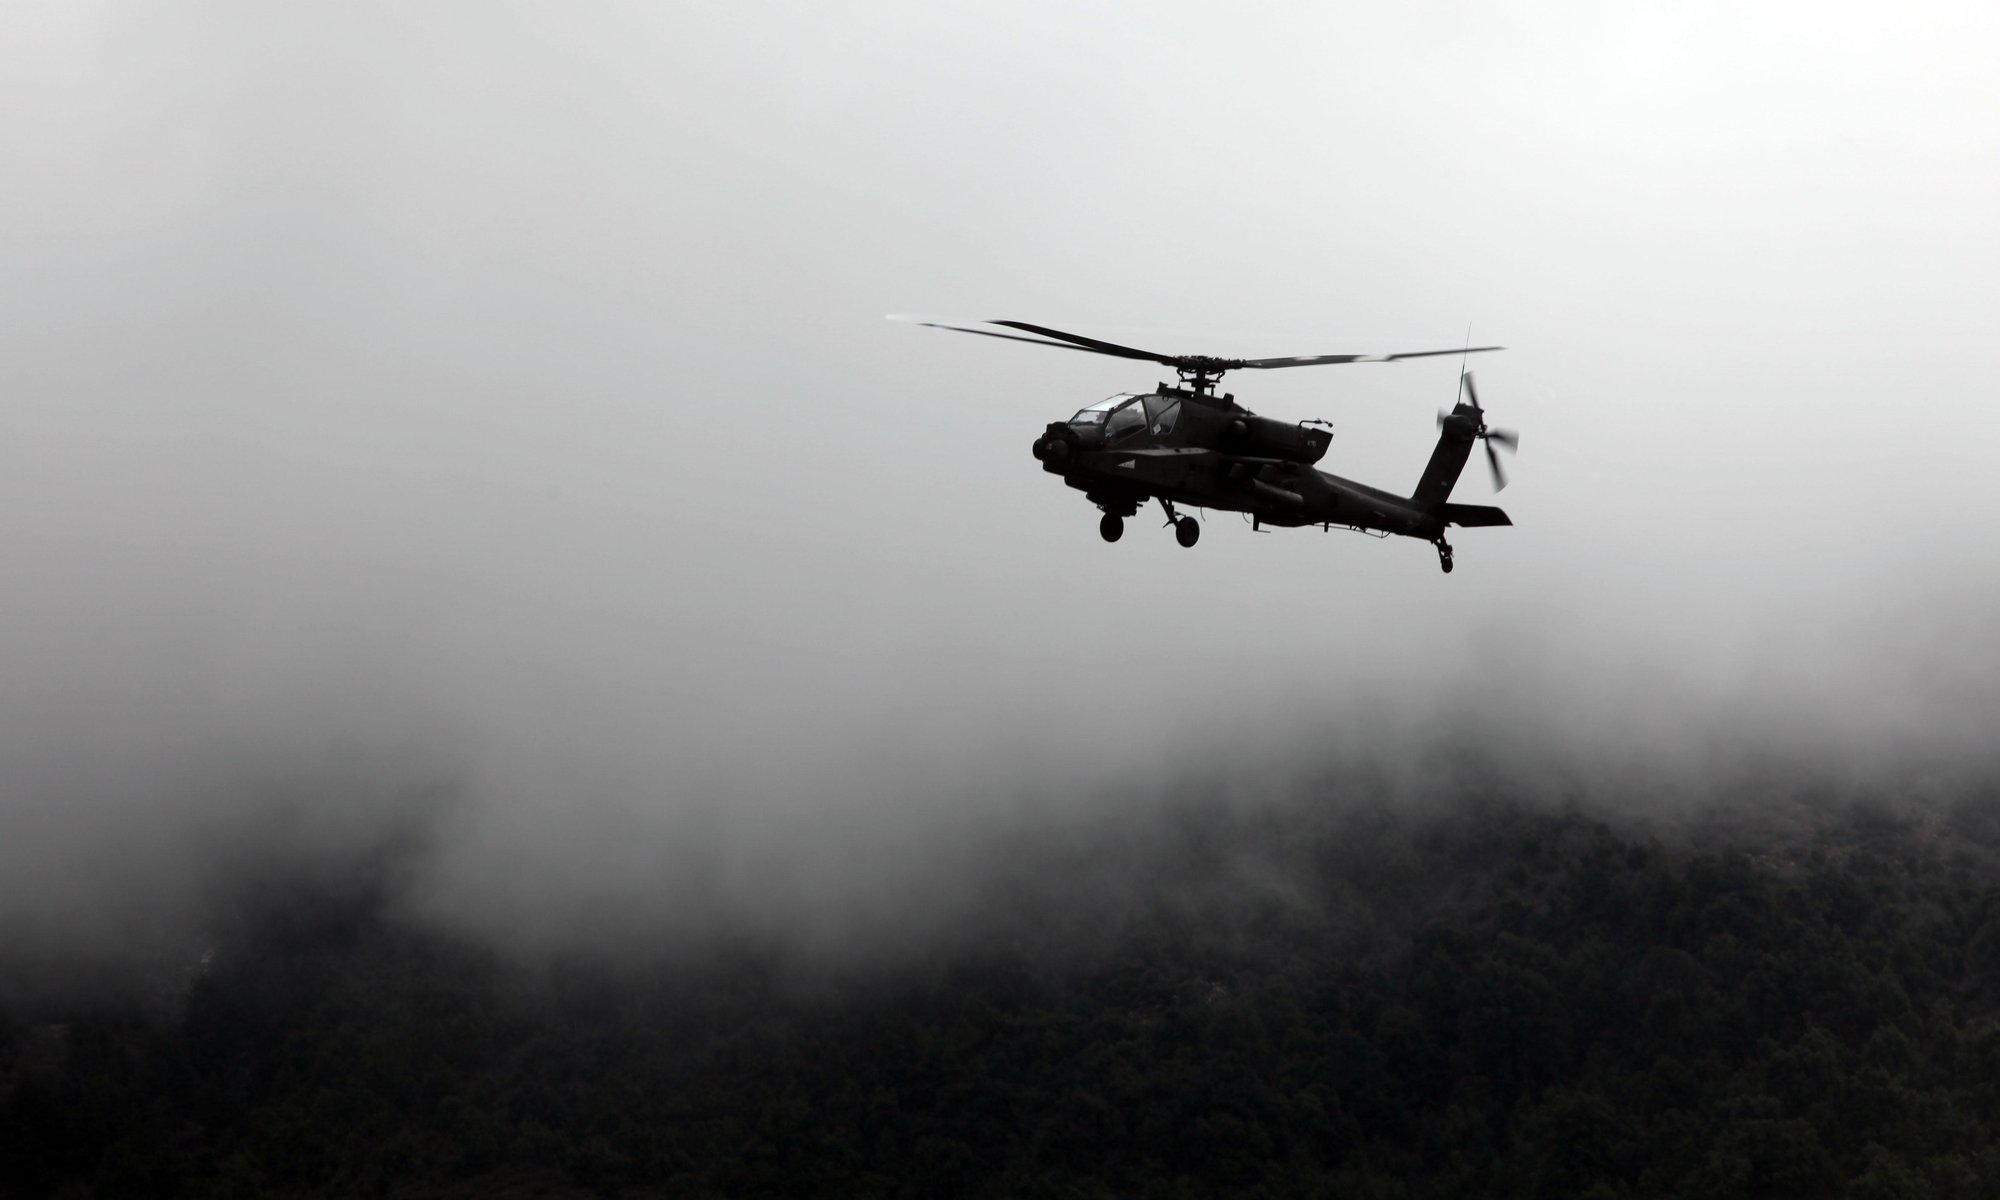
[{"x1": 3, "y1": 2, "x2": 1998, "y2": 973}]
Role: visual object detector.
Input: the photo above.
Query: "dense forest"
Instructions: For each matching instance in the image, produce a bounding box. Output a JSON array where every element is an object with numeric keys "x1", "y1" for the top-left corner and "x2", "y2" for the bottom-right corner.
[{"x1": 9, "y1": 775, "x2": 2000, "y2": 1198}]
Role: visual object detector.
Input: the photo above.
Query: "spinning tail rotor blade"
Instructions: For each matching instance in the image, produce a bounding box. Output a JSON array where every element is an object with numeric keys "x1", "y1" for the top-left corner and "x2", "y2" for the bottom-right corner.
[
  {"x1": 1485, "y1": 440, "x2": 1508, "y2": 492},
  {"x1": 1458, "y1": 371, "x2": 1517, "y2": 491}
]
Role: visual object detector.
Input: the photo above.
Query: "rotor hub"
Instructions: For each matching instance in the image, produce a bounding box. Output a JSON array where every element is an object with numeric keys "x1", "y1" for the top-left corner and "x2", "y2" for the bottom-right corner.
[{"x1": 1172, "y1": 354, "x2": 1246, "y2": 395}]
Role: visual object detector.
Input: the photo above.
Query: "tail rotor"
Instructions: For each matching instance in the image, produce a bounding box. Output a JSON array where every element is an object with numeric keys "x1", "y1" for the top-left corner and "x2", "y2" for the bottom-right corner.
[{"x1": 1438, "y1": 372, "x2": 1518, "y2": 492}]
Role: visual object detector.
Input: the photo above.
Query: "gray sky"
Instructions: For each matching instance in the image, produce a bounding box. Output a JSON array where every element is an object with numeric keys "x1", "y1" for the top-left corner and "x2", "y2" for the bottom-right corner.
[{"x1": 3, "y1": 1, "x2": 1998, "y2": 960}]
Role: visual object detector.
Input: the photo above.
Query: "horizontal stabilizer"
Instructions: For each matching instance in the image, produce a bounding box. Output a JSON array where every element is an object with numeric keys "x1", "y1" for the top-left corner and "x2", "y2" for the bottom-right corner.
[{"x1": 1442, "y1": 503, "x2": 1511, "y2": 528}]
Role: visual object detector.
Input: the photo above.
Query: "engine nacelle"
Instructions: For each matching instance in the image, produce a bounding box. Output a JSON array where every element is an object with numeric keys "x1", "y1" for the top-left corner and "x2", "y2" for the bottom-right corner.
[{"x1": 1227, "y1": 415, "x2": 1331, "y2": 464}]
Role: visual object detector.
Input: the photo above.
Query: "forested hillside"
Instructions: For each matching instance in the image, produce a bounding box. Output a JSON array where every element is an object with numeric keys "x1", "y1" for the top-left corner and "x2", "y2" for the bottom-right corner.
[{"x1": 9, "y1": 787, "x2": 2000, "y2": 1198}]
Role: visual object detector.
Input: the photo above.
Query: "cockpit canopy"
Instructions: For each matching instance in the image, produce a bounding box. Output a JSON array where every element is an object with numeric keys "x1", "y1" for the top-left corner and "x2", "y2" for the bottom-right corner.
[
  {"x1": 1067, "y1": 395, "x2": 1126, "y2": 425},
  {"x1": 1068, "y1": 394, "x2": 1182, "y2": 441}
]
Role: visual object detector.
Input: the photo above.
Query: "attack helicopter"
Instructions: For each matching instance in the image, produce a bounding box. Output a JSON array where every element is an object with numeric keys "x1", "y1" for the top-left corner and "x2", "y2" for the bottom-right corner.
[{"x1": 897, "y1": 318, "x2": 1518, "y2": 573}]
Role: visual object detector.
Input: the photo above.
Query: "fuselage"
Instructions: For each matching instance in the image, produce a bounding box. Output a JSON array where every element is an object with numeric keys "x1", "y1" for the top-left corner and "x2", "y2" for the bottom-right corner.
[{"x1": 1031, "y1": 385, "x2": 1452, "y2": 540}]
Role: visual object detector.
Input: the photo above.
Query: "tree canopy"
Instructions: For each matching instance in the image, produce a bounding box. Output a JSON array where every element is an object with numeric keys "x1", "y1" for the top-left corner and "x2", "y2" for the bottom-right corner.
[{"x1": 8, "y1": 788, "x2": 2000, "y2": 1198}]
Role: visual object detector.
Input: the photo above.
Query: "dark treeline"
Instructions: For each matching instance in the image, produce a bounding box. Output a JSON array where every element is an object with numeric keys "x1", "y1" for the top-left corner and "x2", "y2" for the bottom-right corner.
[{"x1": 9, "y1": 783, "x2": 2000, "y2": 1198}]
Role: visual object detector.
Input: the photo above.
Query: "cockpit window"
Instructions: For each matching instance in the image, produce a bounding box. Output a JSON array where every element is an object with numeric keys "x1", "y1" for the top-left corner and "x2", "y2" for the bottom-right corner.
[
  {"x1": 1144, "y1": 395, "x2": 1181, "y2": 435},
  {"x1": 1069, "y1": 395, "x2": 1127, "y2": 426},
  {"x1": 1104, "y1": 398, "x2": 1147, "y2": 440}
]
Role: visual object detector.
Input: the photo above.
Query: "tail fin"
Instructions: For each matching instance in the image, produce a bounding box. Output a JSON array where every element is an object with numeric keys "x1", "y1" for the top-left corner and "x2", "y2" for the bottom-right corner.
[{"x1": 1412, "y1": 399, "x2": 1480, "y2": 506}]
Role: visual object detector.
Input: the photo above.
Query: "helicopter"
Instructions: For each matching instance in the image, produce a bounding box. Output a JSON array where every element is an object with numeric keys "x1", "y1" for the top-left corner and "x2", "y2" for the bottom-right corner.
[{"x1": 897, "y1": 318, "x2": 1518, "y2": 573}]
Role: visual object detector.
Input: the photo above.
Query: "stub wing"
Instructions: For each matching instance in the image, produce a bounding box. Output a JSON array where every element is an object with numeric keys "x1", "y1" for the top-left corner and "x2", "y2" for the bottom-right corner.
[{"x1": 1441, "y1": 503, "x2": 1512, "y2": 528}]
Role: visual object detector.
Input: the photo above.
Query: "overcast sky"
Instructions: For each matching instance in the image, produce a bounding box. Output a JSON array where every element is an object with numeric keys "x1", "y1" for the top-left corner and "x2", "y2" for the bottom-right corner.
[{"x1": 3, "y1": 1, "x2": 1997, "y2": 960}]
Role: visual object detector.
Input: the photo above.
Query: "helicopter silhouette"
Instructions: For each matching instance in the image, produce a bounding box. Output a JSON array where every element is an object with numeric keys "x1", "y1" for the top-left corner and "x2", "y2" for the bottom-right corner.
[{"x1": 899, "y1": 318, "x2": 1517, "y2": 573}]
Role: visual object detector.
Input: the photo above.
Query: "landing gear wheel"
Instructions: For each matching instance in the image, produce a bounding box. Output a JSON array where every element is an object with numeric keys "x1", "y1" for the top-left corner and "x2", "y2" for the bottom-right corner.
[
  {"x1": 1099, "y1": 513, "x2": 1124, "y2": 543},
  {"x1": 1436, "y1": 541, "x2": 1455, "y2": 574},
  {"x1": 1175, "y1": 516, "x2": 1200, "y2": 548}
]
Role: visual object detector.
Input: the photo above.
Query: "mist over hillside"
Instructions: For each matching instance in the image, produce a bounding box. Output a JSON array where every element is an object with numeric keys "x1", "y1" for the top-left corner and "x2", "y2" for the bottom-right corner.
[
  {"x1": 4, "y1": 628, "x2": 1996, "y2": 997},
  {"x1": 10, "y1": 737, "x2": 2000, "y2": 1197}
]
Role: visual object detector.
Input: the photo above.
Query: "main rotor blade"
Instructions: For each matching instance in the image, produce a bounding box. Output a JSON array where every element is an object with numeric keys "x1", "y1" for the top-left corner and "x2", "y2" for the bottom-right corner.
[
  {"x1": 891, "y1": 318, "x2": 1127, "y2": 357},
  {"x1": 892, "y1": 316, "x2": 1507, "y2": 377},
  {"x1": 985, "y1": 320, "x2": 1174, "y2": 364},
  {"x1": 890, "y1": 316, "x2": 1177, "y2": 366},
  {"x1": 1485, "y1": 441, "x2": 1508, "y2": 492},
  {"x1": 1241, "y1": 346, "x2": 1504, "y2": 370},
  {"x1": 1485, "y1": 428, "x2": 1519, "y2": 451}
]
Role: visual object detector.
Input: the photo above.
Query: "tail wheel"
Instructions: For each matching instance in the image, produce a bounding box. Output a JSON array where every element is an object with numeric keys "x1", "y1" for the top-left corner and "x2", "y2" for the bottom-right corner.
[
  {"x1": 1099, "y1": 513, "x2": 1124, "y2": 543},
  {"x1": 1175, "y1": 517, "x2": 1200, "y2": 548}
]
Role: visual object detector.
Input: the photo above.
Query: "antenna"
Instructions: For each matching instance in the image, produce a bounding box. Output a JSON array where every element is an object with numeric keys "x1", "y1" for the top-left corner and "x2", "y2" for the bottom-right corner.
[{"x1": 1452, "y1": 322, "x2": 1474, "y2": 408}]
